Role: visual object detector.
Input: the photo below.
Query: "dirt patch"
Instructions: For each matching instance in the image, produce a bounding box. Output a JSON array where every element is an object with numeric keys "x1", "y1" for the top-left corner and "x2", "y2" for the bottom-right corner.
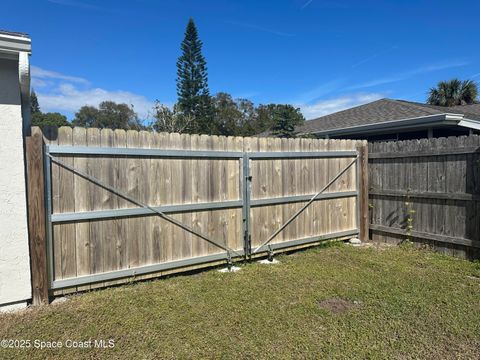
[{"x1": 317, "y1": 298, "x2": 360, "y2": 314}]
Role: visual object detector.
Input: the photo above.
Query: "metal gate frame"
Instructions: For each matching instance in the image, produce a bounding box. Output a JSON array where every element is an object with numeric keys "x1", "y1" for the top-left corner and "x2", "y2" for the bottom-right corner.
[{"x1": 44, "y1": 145, "x2": 359, "y2": 290}]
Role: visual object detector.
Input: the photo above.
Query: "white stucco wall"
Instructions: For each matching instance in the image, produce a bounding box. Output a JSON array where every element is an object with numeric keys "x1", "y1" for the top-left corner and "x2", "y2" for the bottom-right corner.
[{"x1": 0, "y1": 57, "x2": 31, "y2": 308}]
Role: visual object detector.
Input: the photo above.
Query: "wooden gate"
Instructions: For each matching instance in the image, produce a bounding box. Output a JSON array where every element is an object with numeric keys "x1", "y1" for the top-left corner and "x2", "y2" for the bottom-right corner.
[{"x1": 26, "y1": 127, "x2": 368, "y2": 301}]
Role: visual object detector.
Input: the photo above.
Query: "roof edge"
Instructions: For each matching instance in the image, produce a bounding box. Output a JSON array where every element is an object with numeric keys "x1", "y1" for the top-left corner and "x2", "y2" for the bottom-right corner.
[
  {"x1": 300, "y1": 113, "x2": 463, "y2": 136},
  {"x1": 458, "y1": 119, "x2": 480, "y2": 131},
  {"x1": 0, "y1": 32, "x2": 31, "y2": 55}
]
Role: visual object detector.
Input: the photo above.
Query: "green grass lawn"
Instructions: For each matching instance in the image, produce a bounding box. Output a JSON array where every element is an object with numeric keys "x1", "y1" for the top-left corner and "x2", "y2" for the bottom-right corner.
[{"x1": 1, "y1": 243, "x2": 480, "y2": 359}]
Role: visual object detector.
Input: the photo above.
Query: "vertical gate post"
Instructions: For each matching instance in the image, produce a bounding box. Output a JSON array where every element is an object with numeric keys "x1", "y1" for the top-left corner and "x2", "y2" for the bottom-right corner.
[
  {"x1": 356, "y1": 142, "x2": 369, "y2": 242},
  {"x1": 242, "y1": 153, "x2": 252, "y2": 258},
  {"x1": 26, "y1": 127, "x2": 49, "y2": 305}
]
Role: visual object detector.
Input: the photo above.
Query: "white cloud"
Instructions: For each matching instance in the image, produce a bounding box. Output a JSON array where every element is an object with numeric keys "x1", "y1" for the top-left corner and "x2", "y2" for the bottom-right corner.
[
  {"x1": 31, "y1": 77, "x2": 50, "y2": 88},
  {"x1": 298, "y1": 93, "x2": 384, "y2": 119},
  {"x1": 31, "y1": 66, "x2": 156, "y2": 119},
  {"x1": 31, "y1": 65, "x2": 89, "y2": 84},
  {"x1": 37, "y1": 83, "x2": 155, "y2": 119}
]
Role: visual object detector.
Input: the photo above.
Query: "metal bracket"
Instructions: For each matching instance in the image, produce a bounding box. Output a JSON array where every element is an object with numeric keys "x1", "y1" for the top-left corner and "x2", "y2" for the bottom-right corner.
[
  {"x1": 267, "y1": 245, "x2": 274, "y2": 262},
  {"x1": 227, "y1": 251, "x2": 232, "y2": 271}
]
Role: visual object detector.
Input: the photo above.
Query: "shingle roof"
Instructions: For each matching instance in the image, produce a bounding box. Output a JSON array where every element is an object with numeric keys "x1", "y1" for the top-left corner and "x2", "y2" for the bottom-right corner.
[
  {"x1": 298, "y1": 98, "x2": 480, "y2": 134},
  {"x1": 440, "y1": 103, "x2": 480, "y2": 121}
]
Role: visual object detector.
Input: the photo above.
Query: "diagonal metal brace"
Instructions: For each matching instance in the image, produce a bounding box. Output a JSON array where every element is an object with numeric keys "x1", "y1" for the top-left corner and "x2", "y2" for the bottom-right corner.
[
  {"x1": 48, "y1": 154, "x2": 243, "y2": 258},
  {"x1": 252, "y1": 156, "x2": 358, "y2": 254}
]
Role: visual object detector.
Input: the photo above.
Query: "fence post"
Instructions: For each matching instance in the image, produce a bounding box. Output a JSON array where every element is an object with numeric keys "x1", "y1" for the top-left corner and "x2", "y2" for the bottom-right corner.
[
  {"x1": 357, "y1": 142, "x2": 369, "y2": 242},
  {"x1": 26, "y1": 127, "x2": 49, "y2": 305},
  {"x1": 242, "y1": 153, "x2": 252, "y2": 258}
]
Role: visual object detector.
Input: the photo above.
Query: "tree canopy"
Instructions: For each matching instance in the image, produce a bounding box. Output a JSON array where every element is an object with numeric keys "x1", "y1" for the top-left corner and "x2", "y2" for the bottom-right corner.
[
  {"x1": 32, "y1": 112, "x2": 70, "y2": 127},
  {"x1": 267, "y1": 104, "x2": 305, "y2": 138},
  {"x1": 30, "y1": 90, "x2": 70, "y2": 127},
  {"x1": 151, "y1": 93, "x2": 304, "y2": 137},
  {"x1": 427, "y1": 79, "x2": 478, "y2": 106},
  {"x1": 211, "y1": 92, "x2": 258, "y2": 136},
  {"x1": 151, "y1": 102, "x2": 193, "y2": 133},
  {"x1": 72, "y1": 101, "x2": 143, "y2": 130}
]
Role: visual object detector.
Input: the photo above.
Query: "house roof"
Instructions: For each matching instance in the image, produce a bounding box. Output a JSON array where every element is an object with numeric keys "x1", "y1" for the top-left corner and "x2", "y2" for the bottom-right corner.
[
  {"x1": 0, "y1": 30, "x2": 30, "y2": 38},
  {"x1": 0, "y1": 29, "x2": 31, "y2": 56},
  {"x1": 298, "y1": 98, "x2": 480, "y2": 135}
]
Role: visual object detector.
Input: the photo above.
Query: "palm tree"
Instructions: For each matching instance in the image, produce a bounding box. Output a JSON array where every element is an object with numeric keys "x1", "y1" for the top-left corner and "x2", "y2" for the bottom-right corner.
[{"x1": 427, "y1": 79, "x2": 478, "y2": 106}]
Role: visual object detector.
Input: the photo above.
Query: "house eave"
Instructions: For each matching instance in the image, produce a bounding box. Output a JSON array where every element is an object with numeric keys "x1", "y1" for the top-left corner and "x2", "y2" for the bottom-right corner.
[
  {"x1": 457, "y1": 118, "x2": 480, "y2": 131},
  {"x1": 0, "y1": 31, "x2": 32, "y2": 135},
  {"x1": 0, "y1": 33, "x2": 31, "y2": 59},
  {"x1": 300, "y1": 113, "x2": 468, "y2": 137}
]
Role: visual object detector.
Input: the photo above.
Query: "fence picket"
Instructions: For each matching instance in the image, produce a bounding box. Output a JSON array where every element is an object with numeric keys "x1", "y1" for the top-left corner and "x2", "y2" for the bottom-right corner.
[
  {"x1": 126, "y1": 130, "x2": 140, "y2": 267},
  {"x1": 113, "y1": 129, "x2": 128, "y2": 270}
]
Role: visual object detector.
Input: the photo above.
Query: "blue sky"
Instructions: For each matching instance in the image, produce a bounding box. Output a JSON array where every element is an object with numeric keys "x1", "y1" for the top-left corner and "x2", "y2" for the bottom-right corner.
[{"x1": 3, "y1": 0, "x2": 479, "y2": 120}]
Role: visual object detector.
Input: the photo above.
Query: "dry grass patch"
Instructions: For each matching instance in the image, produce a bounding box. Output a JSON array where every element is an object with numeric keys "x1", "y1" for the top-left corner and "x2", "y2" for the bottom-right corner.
[{"x1": 317, "y1": 297, "x2": 360, "y2": 314}]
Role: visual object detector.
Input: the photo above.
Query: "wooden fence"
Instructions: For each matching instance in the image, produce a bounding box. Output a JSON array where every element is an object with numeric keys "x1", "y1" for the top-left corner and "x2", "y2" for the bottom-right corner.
[
  {"x1": 26, "y1": 126, "x2": 367, "y2": 301},
  {"x1": 369, "y1": 135, "x2": 480, "y2": 258}
]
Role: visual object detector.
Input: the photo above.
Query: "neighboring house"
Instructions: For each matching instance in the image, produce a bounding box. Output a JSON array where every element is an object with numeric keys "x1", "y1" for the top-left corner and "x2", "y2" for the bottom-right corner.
[
  {"x1": 297, "y1": 98, "x2": 480, "y2": 141},
  {"x1": 0, "y1": 29, "x2": 32, "y2": 311}
]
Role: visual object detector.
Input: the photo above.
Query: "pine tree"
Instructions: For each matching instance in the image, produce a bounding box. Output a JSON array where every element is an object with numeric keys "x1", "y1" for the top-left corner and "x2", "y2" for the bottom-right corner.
[
  {"x1": 270, "y1": 105, "x2": 305, "y2": 138},
  {"x1": 30, "y1": 89, "x2": 40, "y2": 114},
  {"x1": 176, "y1": 18, "x2": 213, "y2": 134}
]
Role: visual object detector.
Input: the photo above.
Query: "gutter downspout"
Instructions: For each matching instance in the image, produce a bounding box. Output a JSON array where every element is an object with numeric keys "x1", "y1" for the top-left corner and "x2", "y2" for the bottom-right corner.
[{"x1": 18, "y1": 51, "x2": 30, "y2": 137}]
